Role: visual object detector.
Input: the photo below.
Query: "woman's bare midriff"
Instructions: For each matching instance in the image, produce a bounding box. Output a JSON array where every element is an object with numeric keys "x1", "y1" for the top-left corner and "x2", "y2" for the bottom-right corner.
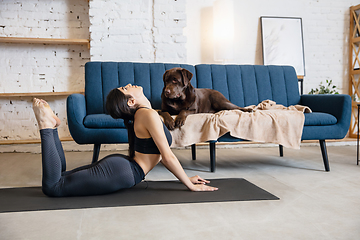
[{"x1": 133, "y1": 152, "x2": 162, "y2": 175}]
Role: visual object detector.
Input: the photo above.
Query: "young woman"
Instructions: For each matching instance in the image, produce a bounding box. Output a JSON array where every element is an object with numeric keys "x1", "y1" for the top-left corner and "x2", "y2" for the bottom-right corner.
[{"x1": 33, "y1": 84, "x2": 217, "y2": 197}]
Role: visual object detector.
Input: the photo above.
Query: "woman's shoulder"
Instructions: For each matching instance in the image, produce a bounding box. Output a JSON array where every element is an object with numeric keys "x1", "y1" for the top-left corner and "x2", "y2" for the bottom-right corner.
[
  {"x1": 135, "y1": 108, "x2": 163, "y2": 133},
  {"x1": 135, "y1": 108, "x2": 160, "y2": 122}
]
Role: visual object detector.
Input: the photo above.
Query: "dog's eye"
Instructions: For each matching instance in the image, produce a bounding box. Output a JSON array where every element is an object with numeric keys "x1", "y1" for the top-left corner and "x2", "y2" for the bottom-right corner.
[{"x1": 172, "y1": 79, "x2": 177, "y2": 83}]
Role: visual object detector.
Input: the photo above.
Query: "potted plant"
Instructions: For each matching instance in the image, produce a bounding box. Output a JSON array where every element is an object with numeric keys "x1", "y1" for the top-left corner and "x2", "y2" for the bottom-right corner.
[{"x1": 308, "y1": 79, "x2": 339, "y2": 94}]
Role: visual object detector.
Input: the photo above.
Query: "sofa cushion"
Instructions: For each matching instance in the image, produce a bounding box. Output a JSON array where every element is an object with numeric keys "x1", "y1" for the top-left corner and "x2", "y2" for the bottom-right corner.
[
  {"x1": 84, "y1": 114, "x2": 125, "y2": 128},
  {"x1": 83, "y1": 111, "x2": 336, "y2": 130},
  {"x1": 304, "y1": 112, "x2": 337, "y2": 126},
  {"x1": 83, "y1": 112, "x2": 337, "y2": 129}
]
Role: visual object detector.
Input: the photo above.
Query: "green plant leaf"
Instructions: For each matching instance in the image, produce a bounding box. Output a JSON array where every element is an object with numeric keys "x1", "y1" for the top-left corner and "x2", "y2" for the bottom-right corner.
[{"x1": 308, "y1": 79, "x2": 339, "y2": 95}]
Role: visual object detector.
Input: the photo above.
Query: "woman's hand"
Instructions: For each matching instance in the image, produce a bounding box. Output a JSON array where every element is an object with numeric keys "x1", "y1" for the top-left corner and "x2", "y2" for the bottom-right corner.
[
  {"x1": 188, "y1": 175, "x2": 218, "y2": 191},
  {"x1": 190, "y1": 184, "x2": 218, "y2": 192},
  {"x1": 189, "y1": 175, "x2": 210, "y2": 185}
]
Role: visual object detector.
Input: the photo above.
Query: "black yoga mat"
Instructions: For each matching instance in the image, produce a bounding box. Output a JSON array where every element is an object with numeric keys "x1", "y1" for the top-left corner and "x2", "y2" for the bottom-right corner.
[{"x1": 0, "y1": 178, "x2": 279, "y2": 213}]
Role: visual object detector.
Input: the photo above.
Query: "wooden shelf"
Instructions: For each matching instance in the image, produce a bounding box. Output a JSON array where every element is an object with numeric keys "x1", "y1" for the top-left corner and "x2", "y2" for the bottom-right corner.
[
  {"x1": 0, "y1": 137, "x2": 74, "y2": 145},
  {"x1": 0, "y1": 90, "x2": 84, "y2": 97},
  {"x1": 351, "y1": 69, "x2": 360, "y2": 75},
  {"x1": 352, "y1": 101, "x2": 360, "y2": 107},
  {"x1": 352, "y1": 37, "x2": 360, "y2": 44},
  {"x1": 0, "y1": 37, "x2": 90, "y2": 49}
]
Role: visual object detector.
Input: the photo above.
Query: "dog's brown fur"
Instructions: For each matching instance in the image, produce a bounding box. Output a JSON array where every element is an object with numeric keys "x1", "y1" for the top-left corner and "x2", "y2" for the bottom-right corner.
[{"x1": 159, "y1": 67, "x2": 252, "y2": 130}]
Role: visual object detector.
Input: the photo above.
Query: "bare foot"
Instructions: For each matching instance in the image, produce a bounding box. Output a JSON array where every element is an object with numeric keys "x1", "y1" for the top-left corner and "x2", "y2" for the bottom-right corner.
[
  {"x1": 32, "y1": 98, "x2": 61, "y2": 129},
  {"x1": 38, "y1": 99, "x2": 61, "y2": 127}
]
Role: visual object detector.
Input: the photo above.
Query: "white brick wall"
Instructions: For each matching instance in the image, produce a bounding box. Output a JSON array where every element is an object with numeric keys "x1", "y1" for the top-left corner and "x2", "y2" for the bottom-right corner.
[
  {"x1": 2, "y1": 0, "x2": 357, "y2": 149},
  {"x1": 301, "y1": 0, "x2": 357, "y2": 94},
  {"x1": 89, "y1": 0, "x2": 187, "y2": 63},
  {"x1": 0, "y1": 0, "x2": 90, "y2": 141},
  {"x1": 0, "y1": 0, "x2": 187, "y2": 144},
  {"x1": 89, "y1": 0, "x2": 153, "y2": 61},
  {"x1": 184, "y1": 0, "x2": 359, "y2": 95}
]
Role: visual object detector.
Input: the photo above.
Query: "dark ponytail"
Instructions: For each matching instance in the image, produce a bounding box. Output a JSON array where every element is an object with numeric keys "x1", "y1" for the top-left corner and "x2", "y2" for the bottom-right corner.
[
  {"x1": 106, "y1": 88, "x2": 139, "y2": 159},
  {"x1": 123, "y1": 120, "x2": 136, "y2": 159}
]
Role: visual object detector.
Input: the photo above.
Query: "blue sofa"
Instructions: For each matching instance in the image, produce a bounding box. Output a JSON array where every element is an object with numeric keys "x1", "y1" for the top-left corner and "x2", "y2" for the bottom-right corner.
[{"x1": 67, "y1": 62, "x2": 352, "y2": 172}]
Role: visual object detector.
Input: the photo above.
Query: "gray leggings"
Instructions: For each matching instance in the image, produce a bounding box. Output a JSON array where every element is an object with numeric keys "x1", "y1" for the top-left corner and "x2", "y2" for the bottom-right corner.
[{"x1": 40, "y1": 128, "x2": 143, "y2": 197}]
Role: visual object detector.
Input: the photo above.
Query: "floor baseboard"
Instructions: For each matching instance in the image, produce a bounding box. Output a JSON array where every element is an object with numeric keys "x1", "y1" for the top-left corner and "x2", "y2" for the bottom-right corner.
[{"x1": 0, "y1": 138, "x2": 357, "y2": 153}]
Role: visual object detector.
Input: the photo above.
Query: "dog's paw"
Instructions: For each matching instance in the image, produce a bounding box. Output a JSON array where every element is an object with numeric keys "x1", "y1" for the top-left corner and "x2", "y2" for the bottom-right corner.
[
  {"x1": 174, "y1": 117, "x2": 186, "y2": 128},
  {"x1": 164, "y1": 119, "x2": 176, "y2": 130},
  {"x1": 241, "y1": 108, "x2": 253, "y2": 113}
]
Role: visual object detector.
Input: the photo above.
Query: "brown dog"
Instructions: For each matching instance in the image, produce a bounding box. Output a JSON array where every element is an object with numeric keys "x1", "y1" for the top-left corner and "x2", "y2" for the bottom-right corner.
[{"x1": 159, "y1": 67, "x2": 252, "y2": 130}]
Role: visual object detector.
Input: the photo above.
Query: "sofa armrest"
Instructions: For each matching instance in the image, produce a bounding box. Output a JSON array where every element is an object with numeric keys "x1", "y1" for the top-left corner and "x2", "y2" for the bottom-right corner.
[
  {"x1": 300, "y1": 94, "x2": 352, "y2": 130},
  {"x1": 67, "y1": 94, "x2": 87, "y2": 143},
  {"x1": 67, "y1": 94, "x2": 86, "y2": 125}
]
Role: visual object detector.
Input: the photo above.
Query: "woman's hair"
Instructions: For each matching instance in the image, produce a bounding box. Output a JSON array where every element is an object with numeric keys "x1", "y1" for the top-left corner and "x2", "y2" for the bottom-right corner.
[{"x1": 106, "y1": 88, "x2": 139, "y2": 158}]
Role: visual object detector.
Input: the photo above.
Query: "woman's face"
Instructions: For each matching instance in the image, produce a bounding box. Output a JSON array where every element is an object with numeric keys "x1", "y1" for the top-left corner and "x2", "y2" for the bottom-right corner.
[{"x1": 118, "y1": 84, "x2": 143, "y2": 99}]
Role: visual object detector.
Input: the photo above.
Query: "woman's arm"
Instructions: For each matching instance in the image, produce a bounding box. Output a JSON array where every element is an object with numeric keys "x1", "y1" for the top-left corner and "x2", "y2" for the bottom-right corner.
[{"x1": 144, "y1": 110, "x2": 218, "y2": 192}]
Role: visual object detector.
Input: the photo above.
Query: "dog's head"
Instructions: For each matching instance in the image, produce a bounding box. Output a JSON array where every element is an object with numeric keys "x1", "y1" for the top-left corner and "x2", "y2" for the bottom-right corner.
[{"x1": 162, "y1": 67, "x2": 193, "y2": 99}]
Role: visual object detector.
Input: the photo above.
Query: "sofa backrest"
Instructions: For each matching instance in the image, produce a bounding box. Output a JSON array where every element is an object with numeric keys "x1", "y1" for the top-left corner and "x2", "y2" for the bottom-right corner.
[
  {"x1": 85, "y1": 62, "x2": 196, "y2": 114},
  {"x1": 85, "y1": 62, "x2": 300, "y2": 114},
  {"x1": 195, "y1": 64, "x2": 300, "y2": 107}
]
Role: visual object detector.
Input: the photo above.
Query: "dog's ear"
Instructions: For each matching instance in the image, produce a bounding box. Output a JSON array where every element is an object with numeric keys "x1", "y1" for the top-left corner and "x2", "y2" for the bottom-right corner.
[
  {"x1": 180, "y1": 68, "x2": 193, "y2": 85},
  {"x1": 163, "y1": 69, "x2": 170, "y2": 82}
]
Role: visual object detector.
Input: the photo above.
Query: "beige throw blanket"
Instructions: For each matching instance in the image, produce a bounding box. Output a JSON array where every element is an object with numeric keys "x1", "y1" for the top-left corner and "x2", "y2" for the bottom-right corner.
[{"x1": 170, "y1": 100, "x2": 312, "y2": 149}]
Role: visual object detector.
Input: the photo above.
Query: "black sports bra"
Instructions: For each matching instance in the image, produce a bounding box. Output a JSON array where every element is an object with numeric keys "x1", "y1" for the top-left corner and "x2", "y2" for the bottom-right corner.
[{"x1": 134, "y1": 121, "x2": 172, "y2": 154}]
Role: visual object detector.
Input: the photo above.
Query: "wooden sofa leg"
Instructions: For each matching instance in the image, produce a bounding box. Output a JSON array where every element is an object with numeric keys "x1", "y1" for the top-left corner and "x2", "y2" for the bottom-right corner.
[
  {"x1": 319, "y1": 140, "x2": 330, "y2": 172},
  {"x1": 210, "y1": 142, "x2": 216, "y2": 172},
  {"x1": 92, "y1": 144, "x2": 101, "y2": 163},
  {"x1": 191, "y1": 144, "x2": 196, "y2": 160},
  {"x1": 279, "y1": 145, "x2": 283, "y2": 157}
]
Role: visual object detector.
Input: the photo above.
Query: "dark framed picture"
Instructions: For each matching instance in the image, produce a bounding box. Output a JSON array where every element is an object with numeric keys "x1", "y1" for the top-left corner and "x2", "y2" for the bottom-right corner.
[{"x1": 260, "y1": 16, "x2": 305, "y2": 76}]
